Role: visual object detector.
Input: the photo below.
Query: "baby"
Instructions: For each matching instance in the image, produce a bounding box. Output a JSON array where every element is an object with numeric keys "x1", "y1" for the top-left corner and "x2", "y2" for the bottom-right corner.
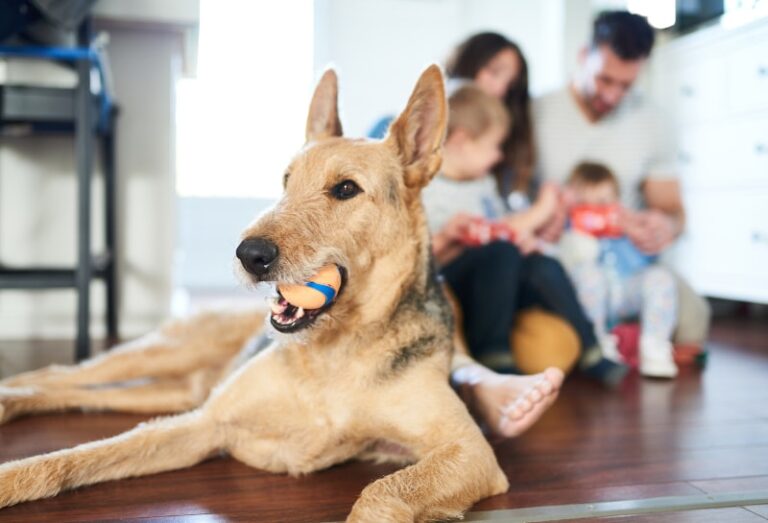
[{"x1": 561, "y1": 161, "x2": 679, "y2": 378}]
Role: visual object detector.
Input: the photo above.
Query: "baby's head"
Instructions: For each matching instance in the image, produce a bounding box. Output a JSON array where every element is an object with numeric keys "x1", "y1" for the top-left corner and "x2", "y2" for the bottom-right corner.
[
  {"x1": 442, "y1": 84, "x2": 510, "y2": 180},
  {"x1": 567, "y1": 161, "x2": 620, "y2": 205}
]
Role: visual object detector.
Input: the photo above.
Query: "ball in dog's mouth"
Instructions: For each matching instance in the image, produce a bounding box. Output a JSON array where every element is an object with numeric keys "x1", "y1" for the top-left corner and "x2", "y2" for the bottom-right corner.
[{"x1": 269, "y1": 265, "x2": 346, "y2": 333}]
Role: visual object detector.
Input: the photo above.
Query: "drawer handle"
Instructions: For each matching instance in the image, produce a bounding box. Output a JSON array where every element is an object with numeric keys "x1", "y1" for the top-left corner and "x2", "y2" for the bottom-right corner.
[
  {"x1": 759, "y1": 66, "x2": 768, "y2": 77},
  {"x1": 756, "y1": 143, "x2": 768, "y2": 155},
  {"x1": 680, "y1": 85, "x2": 695, "y2": 97},
  {"x1": 677, "y1": 151, "x2": 691, "y2": 164},
  {"x1": 753, "y1": 231, "x2": 768, "y2": 244}
]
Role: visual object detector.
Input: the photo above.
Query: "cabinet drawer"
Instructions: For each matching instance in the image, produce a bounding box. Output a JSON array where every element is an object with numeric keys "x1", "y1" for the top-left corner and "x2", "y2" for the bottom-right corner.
[
  {"x1": 727, "y1": 37, "x2": 768, "y2": 114},
  {"x1": 669, "y1": 56, "x2": 727, "y2": 125},
  {"x1": 670, "y1": 189, "x2": 768, "y2": 303},
  {"x1": 676, "y1": 116, "x2": 768, "y2": 189}
]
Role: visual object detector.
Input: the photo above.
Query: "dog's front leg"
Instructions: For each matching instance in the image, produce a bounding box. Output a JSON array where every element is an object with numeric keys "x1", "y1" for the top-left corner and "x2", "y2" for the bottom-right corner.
[
  {"x1": 348, "y1": 433, "x2": 507, "y2": 522},
  {"x1": 0, "y1": 410, "x2": 221, "y2": 508},
  {"x1": 348, "y1": 381, "x2": 508, "y2": 523}
]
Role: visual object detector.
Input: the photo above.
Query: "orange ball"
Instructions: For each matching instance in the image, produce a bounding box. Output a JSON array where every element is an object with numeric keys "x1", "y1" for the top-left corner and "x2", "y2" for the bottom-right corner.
[{"x1": 278, "y1": 265, "x2": 341, "y2": 310}]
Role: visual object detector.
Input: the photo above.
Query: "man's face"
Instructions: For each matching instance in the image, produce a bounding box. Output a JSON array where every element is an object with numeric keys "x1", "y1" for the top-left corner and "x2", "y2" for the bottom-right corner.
[{"x1": 577, "y1": 44, "x2": 645, "y2": 118}]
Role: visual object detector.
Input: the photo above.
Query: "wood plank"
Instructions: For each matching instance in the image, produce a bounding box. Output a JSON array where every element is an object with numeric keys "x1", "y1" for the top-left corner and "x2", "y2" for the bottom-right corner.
[
  {"x1": 745, "y1": 505, "x2": 768, "y2": 519},
  {"x1": 690, "y1": 475, "x2": 768, "y2": 494},
  {"x1": 466, "y1": 490, "x2": 768, "y2": 521},
  {"x1": 577, "y1": 507, "x2": 766, "y2": 522},
  {"x1": 474, "y1": 481, "x2": 702, "y2": 511}
]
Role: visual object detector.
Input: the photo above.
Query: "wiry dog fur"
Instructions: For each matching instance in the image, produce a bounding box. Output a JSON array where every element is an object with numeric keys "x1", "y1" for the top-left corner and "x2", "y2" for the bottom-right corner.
[{"x1": 0, "y1": 65, "x2": 508, "y2": 521}]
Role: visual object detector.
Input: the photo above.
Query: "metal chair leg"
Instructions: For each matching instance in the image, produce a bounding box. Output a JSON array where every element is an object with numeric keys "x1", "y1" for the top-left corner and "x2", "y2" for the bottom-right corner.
[
  {"x1": 103, "y1": 116, "x2": 118, "y2": 342},
  {"x1": 75, "y1": 56, "x2": 93, "y2": 362}
]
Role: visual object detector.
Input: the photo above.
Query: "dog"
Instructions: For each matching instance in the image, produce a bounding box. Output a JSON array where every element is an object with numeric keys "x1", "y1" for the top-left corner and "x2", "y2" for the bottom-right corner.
[{"x1": 0, "y1": 65, "x2": 509, "y2": 521}]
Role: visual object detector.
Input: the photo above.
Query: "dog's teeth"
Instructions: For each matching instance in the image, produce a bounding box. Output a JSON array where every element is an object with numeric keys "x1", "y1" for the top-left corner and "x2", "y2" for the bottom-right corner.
[
  {"x1": 270, "y1": 299, "x2": 287, "y2": 315},
  {"x1": 295, "y1": 307, "x2": 305, "y2": 319}
]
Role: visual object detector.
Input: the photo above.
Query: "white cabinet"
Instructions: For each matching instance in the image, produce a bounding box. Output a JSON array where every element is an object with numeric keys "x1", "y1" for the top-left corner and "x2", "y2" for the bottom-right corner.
[
  {"x1": 669, "y1": 56, "x2": 728, "y2": 125},
  {"x1": 652, "y1": 17, "x2": 768, "y2": 303},
  {"x1": 727, "y1": 40, "x2": 768, "y2": 114},
  {"x1": 672, "y1": 189, "x2": 768, "y2": 303},
  {"x1": 676, "y1": 116, "x2": 768, "y2": 189}
]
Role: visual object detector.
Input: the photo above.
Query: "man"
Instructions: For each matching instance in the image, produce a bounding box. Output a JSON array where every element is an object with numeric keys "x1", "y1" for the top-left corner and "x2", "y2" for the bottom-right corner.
[{"x1": 534, "y1": 10, "x2": 710, "y2": 348}]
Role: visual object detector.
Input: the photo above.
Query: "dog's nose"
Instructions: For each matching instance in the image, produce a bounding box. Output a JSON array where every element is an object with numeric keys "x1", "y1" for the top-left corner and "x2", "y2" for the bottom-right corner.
[{"x1": 236, "y1": 238, "x2": 279, "y2": 277}]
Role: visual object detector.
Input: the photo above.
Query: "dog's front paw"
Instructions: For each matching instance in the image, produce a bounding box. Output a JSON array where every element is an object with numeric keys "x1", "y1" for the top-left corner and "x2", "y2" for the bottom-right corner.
[
  {"x1": 347, "y1": 491, "x2": 414, "y2": 523},
  {"x1": 0, "y1": 387, "x2": 33, "y2": 425},
  {"x1": 0, "y1": 364, "x2": 68, "y2": 388},
  {"x1": 0, "y1": 387, "x2": 12, "y2": 425}
]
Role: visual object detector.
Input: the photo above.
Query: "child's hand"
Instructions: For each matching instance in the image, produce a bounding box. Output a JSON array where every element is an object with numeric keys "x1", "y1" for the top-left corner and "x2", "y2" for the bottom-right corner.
[
  {"x1": 513, "y1": 228, "x2": 540, "y2": 255},
  {"x1": 432, "y1": 213, "x2": 474, "y2": 265},
  {"x1": 537, "y1": 204, "x2": 568, "y2": 242},
  {"x1": 441, "y1": 213, "x2": 475, "y2": 242},
  {"x1": 536, "y1": 181, "x2": 560, "y2": 216},
  {"x1": 560, "y1": 185, "x2": 578, "y2": 208},
  {"x1": 535, "y1": 182, "x2": 568, "y2": 242}
]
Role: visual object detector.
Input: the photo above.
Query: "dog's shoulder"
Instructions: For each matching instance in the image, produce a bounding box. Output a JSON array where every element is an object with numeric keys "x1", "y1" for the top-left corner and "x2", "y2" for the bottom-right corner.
[{"x1": 380, "y1": 257, "x2": 454, "y2": 379}]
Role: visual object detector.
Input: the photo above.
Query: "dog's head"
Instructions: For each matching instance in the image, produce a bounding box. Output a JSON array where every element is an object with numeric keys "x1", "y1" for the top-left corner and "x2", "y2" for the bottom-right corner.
[{"x1": 236, "y1": 65, "x2": 446, "y2": 336}]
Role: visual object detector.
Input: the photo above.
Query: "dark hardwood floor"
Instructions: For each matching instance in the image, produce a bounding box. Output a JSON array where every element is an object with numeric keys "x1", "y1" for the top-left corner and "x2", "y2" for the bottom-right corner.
[{"x1": 0, "y1": 318, "x2": 766, "y2": 522}]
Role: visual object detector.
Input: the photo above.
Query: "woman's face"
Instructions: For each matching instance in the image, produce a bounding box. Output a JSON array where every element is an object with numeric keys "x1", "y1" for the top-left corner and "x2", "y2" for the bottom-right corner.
[{"x1": 474, "y1": 48, "x2": 521, "y2": 99}]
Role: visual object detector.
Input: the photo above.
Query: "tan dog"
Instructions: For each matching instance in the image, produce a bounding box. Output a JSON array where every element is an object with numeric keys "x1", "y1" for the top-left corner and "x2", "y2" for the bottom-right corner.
[{"x1": 0, "y1": 65, "x2": 509, "y2": 521}]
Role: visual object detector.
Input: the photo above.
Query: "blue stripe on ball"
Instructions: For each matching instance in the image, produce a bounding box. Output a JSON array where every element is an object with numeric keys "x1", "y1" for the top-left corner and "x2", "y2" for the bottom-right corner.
[{"x1": 305, "y1": 281, "x2": 336, "y2": 306}]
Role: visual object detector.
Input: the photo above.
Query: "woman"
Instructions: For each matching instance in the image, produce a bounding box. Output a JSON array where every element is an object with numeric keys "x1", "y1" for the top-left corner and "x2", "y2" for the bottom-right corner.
[
  {"x1": 445, "y1": 32, "x2": 536, "y2": 205},
  {"x1": 370, "y1": 33, "x2": 536, "y2": 202}
]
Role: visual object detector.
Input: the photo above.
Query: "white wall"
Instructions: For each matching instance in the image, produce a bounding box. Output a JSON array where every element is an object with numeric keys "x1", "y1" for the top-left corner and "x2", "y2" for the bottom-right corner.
[{"x1": 313, "y1": 0, "x2": 577, "y2": 138}]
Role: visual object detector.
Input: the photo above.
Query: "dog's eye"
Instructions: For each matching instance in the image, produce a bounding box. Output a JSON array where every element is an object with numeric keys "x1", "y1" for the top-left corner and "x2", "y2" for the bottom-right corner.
[{"x1": 330, "y1": 180, "x2": 362, "y2": 200}]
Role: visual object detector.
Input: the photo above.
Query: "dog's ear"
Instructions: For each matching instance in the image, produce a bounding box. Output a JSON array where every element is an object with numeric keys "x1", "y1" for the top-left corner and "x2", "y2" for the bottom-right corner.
[
  {"x1": 306, "y1": 69, "x2": 343, "y2": 142},
  {"x1": 386, "y1": 64, "x2": 447, "y2": 189}
]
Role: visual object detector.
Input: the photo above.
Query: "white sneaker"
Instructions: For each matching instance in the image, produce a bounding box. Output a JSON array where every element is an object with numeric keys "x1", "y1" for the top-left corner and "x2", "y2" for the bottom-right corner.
[
  {"x1": 640, "y1": 335, "x2": 678, "y2": 378},
  {"x1": 599, "y1": 334, "x2": 622, "y2": 363}
]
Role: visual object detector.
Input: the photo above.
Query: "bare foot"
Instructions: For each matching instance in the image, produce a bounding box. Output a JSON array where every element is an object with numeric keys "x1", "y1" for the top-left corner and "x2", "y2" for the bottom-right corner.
[{"x1": 453, "y1": 365, "x2": 564, "y2": 438}]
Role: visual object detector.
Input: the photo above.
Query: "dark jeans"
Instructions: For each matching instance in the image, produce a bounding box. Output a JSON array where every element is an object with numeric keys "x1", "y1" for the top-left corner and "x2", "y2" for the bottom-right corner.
[{"x1": 442, "y1": 242, "x2": 597, "y2": 368}]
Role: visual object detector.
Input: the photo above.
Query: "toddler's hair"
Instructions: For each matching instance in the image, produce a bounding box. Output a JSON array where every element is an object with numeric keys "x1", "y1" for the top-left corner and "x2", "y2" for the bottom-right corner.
[
  {"x1": 447, "y1": 84, "x2": 510, "y2": 139},
  {"x1": 568, "y1": 161, "x2": 620, "y2": 194}
]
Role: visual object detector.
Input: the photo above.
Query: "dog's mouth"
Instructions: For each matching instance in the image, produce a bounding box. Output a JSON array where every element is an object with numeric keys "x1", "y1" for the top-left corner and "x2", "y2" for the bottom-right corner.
[{"x1": 269, "y1": 266, "x2": 347, "y2": 333}]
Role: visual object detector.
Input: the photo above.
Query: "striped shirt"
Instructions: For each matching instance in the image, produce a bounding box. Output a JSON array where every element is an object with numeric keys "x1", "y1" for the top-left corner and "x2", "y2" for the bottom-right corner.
[{"x1": 533, "y1": 87, "x2": 676, "y2": 210}]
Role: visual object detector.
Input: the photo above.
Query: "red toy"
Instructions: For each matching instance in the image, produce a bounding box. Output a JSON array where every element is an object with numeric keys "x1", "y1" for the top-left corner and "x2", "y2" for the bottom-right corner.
[
  {"x1": 460, "y1": 217, "x2": 516, "y2": 246},
  {"x1": 570, "y1": 204, "x2": 623, "y2": 238}
]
